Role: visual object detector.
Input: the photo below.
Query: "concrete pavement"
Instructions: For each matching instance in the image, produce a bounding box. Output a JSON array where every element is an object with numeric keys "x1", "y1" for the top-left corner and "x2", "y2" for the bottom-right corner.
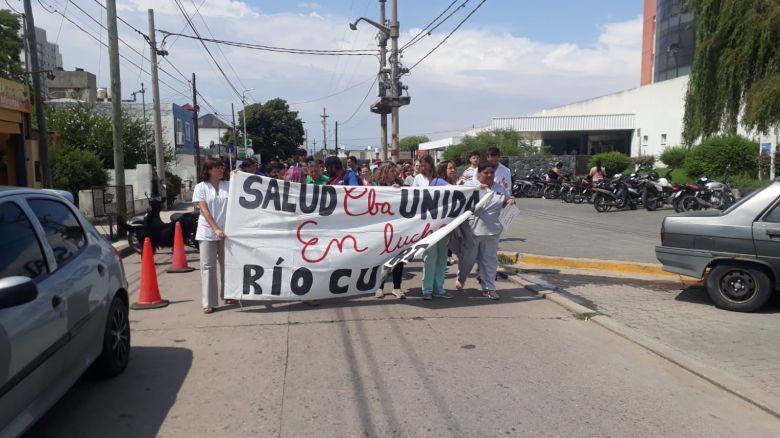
[
  {"x1": 26, "y1": 251, "x2": 780, "y2": 437},
  {"x1": 501, "y1": 198, "x2": 670, "y2": 263}
]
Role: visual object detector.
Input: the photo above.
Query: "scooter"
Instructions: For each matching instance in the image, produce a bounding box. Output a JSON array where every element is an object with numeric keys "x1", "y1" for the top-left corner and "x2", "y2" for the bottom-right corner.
[{"x1": 119, "y1": 194, "x2": 199, "y2": 254}]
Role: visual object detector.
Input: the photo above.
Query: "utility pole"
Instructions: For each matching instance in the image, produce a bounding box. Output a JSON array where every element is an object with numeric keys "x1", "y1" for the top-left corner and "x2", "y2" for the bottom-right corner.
[
  {"x1": 313, "y1": 138, "x2": 316, "y2": 156},
  {"x1": 148, "y1": 9, "x2": 165, "y2": 200},
  {"x1": 389, "y1": 0, "x2": 400, "y2": 163},
  {"x1": 335, "y1": 121, "x2": 338, "y2": 153},
  {"x1": 192, "y1": 73, "x2": 201, "y2": 181},
  {"x1": 231, "y1": 102, "x2": 236, "y2": 170},
  {"x1": 22, "y1": 0, "x2": 51, "y2": 188},
  {"x1": 132, "y1": 83, "x2": 148, "y2": 163},
  {"x1": 106, "y1": 0, "x2": 126, "y2": 231},
  {"x1": 304, "y1": 128, "x2": 309, "y2": 154},
  {"x1": 320, "y1": 107, "x2": 329, "y2": 151},
  {"x1": 378, "y1": 0, "x2": 389, "y2": 161}
]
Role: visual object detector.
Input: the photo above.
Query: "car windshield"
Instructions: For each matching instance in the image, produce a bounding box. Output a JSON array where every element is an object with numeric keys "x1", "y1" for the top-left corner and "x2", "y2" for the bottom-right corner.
[{"x1": 721, "y1": 183, "x2": 773, "y2": 215}]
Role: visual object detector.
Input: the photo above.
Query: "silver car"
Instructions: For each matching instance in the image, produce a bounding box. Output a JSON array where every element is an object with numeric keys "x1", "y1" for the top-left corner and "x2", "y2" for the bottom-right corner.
[
  {"x1": 0, "y1": 187, "x2": 130, "y2": 436},
  {"x1": 656, "y1": 179, "x2": 780, "y2": 312}
]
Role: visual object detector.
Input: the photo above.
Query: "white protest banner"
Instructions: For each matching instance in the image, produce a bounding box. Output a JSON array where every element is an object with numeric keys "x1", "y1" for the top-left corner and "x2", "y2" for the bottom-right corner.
[{"x1": 224, "y1": 172, "x2": 481, "y2": 301}]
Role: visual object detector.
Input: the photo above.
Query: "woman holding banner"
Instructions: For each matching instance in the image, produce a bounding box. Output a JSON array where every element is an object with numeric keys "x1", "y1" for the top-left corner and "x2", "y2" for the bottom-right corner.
[
  {"x1": 193, "y1": 158, "x2": 232, "y2": 314},
  {"x1": 373, "y1": 163, "x2": 407, "y2": 299},
  {"x1": 412, "y1": 156, "x2": 453, "y2": 300},
  {"x1": 456, "y1": 162, "x2": 515, "y2": 300}
]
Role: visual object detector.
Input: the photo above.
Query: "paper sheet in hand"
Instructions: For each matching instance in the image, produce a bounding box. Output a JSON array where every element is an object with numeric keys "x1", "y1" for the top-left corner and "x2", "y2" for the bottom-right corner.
[{"x1": 499, "y1": 205, "x2": 520, "y2": 229}]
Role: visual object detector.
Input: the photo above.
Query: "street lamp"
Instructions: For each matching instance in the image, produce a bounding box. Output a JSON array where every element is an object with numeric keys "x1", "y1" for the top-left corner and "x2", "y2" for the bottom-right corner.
[
  {"x1": 241, "y1": 88, "x2": 254, "y2": 159},
  {"x1": 349, "y1": 17, "x2": 390, "y2": 35}
]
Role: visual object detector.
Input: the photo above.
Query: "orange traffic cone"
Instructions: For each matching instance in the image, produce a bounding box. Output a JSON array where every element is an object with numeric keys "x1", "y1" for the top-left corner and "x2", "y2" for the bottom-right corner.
[
  {"x1": 131, "y1": 237, "x2": 170, "y2": 310},
  {"x1": 166, "y1": 221, "x2": 195, "y2": 273}
]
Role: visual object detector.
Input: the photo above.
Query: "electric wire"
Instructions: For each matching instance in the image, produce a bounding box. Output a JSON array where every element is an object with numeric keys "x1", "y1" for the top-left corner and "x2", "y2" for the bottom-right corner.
[
  {"x1": 408, "y1": 0, "x2": 487, "y2": 71},
  {"x1": 400, "y1": 0, "x2": 460, "y2": 50},
  {"x1": 289, "y1": 75, "x2": 375, "y2": 105},
  {"x1": 155, "y1": 31, "x2": 379, "y2": 56},
  {"x1": 339, "y1": 76, "x2": 378, "y2": 126}
]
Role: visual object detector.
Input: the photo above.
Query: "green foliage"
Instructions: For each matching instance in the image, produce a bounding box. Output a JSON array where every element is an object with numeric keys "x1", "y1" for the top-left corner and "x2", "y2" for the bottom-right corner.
[
  {"x1": 588, "y1": 152, "x2": 632, "y2": 175},
  {"x1": 165, "y1": 171, "x2": 182, "y2": 208},
  {"x1": 239, "y1": 98, "x2": 304, "y2": 160},
  {"x1": 683, "y1": 0, "x2": 780, "y2": 142},
  {"x1": 684, "y1": 134, "x2": 759, "y2": 178},
  {"x1": 399, "y1": 135, "x2": 430, "y2": 151},
  {"x1": 51, "y1": 147, "x2": 108, "y2": 201},
  {"x1": 728, "y1": 175, "x2": 772, "y2": 189},
  {"x1": 631, "y1": 155, "x2": 656, "y2": 170},
  {"x1": 442, "y1": 130, "x2": 538, "y2": 165},
  {"x1": 46, "y1": 103, "x2": 163, "y2": 169},
  {"x1": 0, "y1": 10, "x2": 24, "y2": 81},
  {"x1": 659, "y1": 146, "x2": 690, "y2": 169},
  {"x1": 654, "y1": 167, "x2": 695, "y2": 184}
]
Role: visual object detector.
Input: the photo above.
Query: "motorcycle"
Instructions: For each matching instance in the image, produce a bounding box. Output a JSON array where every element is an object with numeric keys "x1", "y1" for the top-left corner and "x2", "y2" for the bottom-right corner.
[
  {"x1": 119, "y1": 194, "x2": 199, "y2": 254},
  {"x1": 678, "y1": 176, "x2": 736, "y2": 212},
  {"x1": 640, "y1": 170, "x2": 674, "y2": 211},
  {"x1": 671, "y1": 182, "x2": 700, "y2": 212},
  {"x1": 592, "y1": 173, "x2": 641, "y2": 212}
]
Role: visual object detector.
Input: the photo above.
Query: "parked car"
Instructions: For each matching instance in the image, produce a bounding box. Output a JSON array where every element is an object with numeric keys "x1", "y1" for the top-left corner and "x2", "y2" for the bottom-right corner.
[
  {"x1": 656, "y1": 179, "x2": 780, "y2": 312},
  {"x1": 0, "y1": 187, "x2": 130, "y2": 436}
]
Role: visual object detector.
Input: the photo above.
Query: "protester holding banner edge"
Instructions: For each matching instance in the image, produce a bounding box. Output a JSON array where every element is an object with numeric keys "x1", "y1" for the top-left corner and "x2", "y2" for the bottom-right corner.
[
  {"x1": 194, "y1": 158, "x2": 233, "y2": 314},
  {"x1": 373, "y1": 162, "x2": 407, "y2": 299},
  {"x1": 456, "y1": 161, "x2": 515, "y2": 300}
]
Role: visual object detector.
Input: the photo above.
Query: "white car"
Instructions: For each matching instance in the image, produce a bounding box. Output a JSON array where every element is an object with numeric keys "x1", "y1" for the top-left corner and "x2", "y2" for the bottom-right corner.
[{"x1": 0, "y1": 187, "x2": 130, "y2": 436}]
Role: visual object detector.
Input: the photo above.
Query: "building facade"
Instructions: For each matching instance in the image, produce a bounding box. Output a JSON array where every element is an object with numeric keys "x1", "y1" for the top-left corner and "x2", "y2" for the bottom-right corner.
[
  {"x1": 641, "y1": 0, "x2": 696, "y2": 86},
  {"x1": 0, "y1": 78, "x2": 32, "y2": 187},
  {"x1": 46, "y1": 69, "x2": 97, "y2": 102}
]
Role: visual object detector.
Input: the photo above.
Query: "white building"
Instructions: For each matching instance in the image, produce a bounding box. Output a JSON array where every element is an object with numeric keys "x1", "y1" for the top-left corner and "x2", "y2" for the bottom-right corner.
[{"x1": 197, "y1": 113, "x2": 232, "y2": 148}]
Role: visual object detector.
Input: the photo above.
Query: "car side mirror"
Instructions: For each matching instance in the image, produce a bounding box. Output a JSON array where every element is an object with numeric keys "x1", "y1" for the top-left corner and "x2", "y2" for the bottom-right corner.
[{"x1": 0, "y1": 277, "x2": 39, "y2": 310}]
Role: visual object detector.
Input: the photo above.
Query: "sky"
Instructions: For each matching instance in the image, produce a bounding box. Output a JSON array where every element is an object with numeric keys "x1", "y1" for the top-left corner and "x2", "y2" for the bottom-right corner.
[{"x1": 13, "y1": 0, "x2": 644, "y2": 150}]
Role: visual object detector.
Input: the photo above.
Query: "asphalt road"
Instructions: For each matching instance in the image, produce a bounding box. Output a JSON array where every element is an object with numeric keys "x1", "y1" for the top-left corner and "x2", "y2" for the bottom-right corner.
[
  {"x1": 500, "y1": 197, "x2": 672, "y2": 263},
  {"x1": 26, "y1": 251, "x2": 780, "y2": 437}
]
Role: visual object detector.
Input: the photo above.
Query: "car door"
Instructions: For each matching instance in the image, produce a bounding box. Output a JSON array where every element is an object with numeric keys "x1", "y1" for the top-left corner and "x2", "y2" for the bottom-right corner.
[
  {"x1": 26, "y1": 198, "x2": 109, "y2": 375},
  {"x1": 0, "y1": 199, "x2": 67, "y2": 428},
  {"x1": 753, "y1": 197, "x2": 780, "y2": 276}
]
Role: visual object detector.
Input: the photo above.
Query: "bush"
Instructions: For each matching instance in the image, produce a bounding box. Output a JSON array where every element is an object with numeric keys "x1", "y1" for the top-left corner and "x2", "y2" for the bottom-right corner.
[
  {"x1": 165, "y1": 171, "x2": 182, "y2": 208},
  {"x1": 588, "y1": 152, "x2": 632, "y2": 175},
  {"x1": 684, "y1": 134, "x2": 759, "y2": 178},
  {"x1": 632, "y1": 155, "x2": 656, "y2": 170},
  {"x1": 659, "y1": 146, "x2": 689, "y2": 169},
  {"x1": 52, "y1": 147, "x2": 108, "y2": 203},
  {"x1": 729, "y1": 176, "x2": 772, "y2": 190}
]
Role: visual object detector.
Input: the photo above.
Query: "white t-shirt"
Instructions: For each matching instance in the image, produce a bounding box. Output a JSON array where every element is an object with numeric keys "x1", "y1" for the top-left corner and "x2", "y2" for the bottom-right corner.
[
  {"x1": 192, "y1": 180, "x2": 230, "y2": 241},
  {"x1": 460, "y1": 166, "x2": 477, "y2": 185},
  {"x1": 412, "y1": 174, "x2": 431, "y2": 187}
]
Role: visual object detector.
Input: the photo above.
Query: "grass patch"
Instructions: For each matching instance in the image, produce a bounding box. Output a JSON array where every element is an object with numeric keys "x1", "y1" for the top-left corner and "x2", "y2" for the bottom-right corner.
[
  {"x1": 574, "y1": 311, "x2": 601, "y2": 321},
  {"x1": 497, "y1": 254, "x2": 516, "y2": 265}
]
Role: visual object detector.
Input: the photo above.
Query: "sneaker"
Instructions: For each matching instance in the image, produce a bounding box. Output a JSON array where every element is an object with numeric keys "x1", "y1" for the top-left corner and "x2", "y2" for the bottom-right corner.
[
  {"x1": 455, "y1": 279, "x2": 464, "y2": 290},
  {"x1": 423, "y1": 293, "x2": 433, "y2": 300},
  {"x1": 375, "y1": 288, "x2": 385, "y2": 299},
  {"x1": 433, "y1": 292, "x2": 453, "y2": 299},
  {"x1": 391, "y1": 289, "x2": 406, "y2": 299},
  {"x1": 482, "y1": 290, "x2": 500, "y2": 300},
  {"x1": 447, "y1": 258, "x2": 455, "y2": 266}
]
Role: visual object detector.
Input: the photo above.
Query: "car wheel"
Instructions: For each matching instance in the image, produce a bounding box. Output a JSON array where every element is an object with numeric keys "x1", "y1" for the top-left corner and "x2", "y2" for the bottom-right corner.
[
  {"x1": 94, "y1": 296, "x2": 131, "y2": 377},
  {"x1": 127, "y1": 231, "x2": 143, "y2": 254},
  {"x1": 706, "y1": 264, "x2": 774, "y2": 312}
]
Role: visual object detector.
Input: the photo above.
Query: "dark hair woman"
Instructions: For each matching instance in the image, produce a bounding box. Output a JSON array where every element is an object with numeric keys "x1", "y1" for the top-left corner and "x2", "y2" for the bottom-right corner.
[
  {"x1": 372, "y1": 163, "x2": 406, "y2": 299},
  {"x1": 193, "y1": 158, "x2": 233, "y2": 314}
]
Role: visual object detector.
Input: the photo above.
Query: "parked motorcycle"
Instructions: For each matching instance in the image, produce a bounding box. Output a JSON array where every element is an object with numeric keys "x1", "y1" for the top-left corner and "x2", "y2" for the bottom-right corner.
[
  {"x1": 119, "y1": 194, "x2": 199, "y2": 254},
  {"x1": 641, "y1": 170, "x2": 674, "y2": 211},
  {"x1": 677, "y1": 176, "x2": 736, "y2": 212},
  {"x1": 592, "y1": 174, "x2": 641, "y2": 212}
]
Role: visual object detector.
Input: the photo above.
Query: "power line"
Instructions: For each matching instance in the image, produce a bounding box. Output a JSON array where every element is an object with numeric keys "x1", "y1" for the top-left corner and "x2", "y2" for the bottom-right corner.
[
  {"x1": 400, "y1": 0, "x2": 460, "y2": 50},
  {"x1": 90, "y1": 0, "x2": 144, "y2": 36},
  {"x1": 156, "y1": 31, "x2": 380, "y2": 56},
  {"x1": 408, "y1": 0, "x2": 487, "y2": 71},
  {"x1": 172, "y1": 0, "x2": 243, "y2": 101},
  {"x1": 289, "y1": 75, "x2": 375, "y2": 105},
  {"x1": 339, "y1": 76, "x2": 377, "y2": 126}
]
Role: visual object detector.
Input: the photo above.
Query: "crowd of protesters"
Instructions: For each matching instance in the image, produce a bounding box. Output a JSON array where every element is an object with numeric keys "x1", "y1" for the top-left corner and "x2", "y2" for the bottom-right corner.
[{"x1": 192, "y1": 147, "x2": 515, "y2": 314}]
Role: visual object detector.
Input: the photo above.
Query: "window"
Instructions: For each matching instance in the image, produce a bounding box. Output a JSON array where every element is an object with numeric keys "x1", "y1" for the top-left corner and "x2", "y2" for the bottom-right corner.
[
  {"x1": 766, "y1": 202, "x2": 780, "y2": 223},
  {"x1": 661, "y1": 134, "x2": 667, "y2": 148},
  {"x1": 185, "y1": 122, "x2": 191, "y2": 142},
  {"x1": 0, "y1": 202, "x2": 48, "y2": 279},
  {"x1": 28, "y1": 199, "x2": 87, "y2": 267},
  {"x1": 176, "y1": 119, "x2": 182, "y2": 136}
]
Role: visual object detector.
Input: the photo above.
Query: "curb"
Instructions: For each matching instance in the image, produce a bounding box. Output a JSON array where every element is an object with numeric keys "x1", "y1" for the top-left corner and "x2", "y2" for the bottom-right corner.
[
  {"x1": 506, "y1": 273, "x2": 780, "y2": 419},
  {"x1": 498, "y1": 251, "x2": 701, "y2": 286}
]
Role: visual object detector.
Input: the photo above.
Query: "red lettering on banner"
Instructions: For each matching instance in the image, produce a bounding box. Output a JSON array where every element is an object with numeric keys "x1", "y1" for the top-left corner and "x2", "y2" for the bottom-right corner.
[
  {"x1": 296, "y1": 220, "x2": 368, "y2": 263},
  {"x1": 343, "y1": 187, "x2": 395, "y2": 217},
  {"x1": 379, "y1": 222, "x2": 439, "y2": 255}
]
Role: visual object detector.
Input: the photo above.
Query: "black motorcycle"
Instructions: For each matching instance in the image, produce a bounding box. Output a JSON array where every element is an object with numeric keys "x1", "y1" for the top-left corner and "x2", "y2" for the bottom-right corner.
[
  {"x1": 592, "y1": 174, "x2": 641, "y2": 212},
  {"x1": 119, "y1": 195, "x2": 199, "y2": 254}
]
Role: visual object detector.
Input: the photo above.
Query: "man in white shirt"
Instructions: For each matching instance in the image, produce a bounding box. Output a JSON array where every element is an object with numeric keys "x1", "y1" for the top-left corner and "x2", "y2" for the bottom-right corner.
[{"x1": 486, "y1": 147, "x2": 511, "y2": 196}]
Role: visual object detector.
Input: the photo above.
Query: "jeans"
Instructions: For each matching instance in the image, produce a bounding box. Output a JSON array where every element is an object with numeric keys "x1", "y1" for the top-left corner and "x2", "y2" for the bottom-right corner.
[
  {"x1": 199, "y1": 239, "x2": 225, "y2": 308},
  {"x1": 381, "y1": 263, "x2": 404, "y2": 289},
  {"x1": 457, "y1": 234, "x2": 500, "y2": 291},
  {"x1": 422, "y1": 238, "x2": 449, "y2": 295}
]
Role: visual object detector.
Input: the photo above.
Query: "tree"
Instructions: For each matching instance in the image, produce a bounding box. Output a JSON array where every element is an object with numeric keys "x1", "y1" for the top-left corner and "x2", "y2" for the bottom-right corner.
[
  {"x1": 399, "y1": 135, "x2": 430, "y2": 151},
  {"x1": 683, "y1": 0, "x2": 780, "y2": 143},
  {"x1": 442, "y1": 130, "x2": 539, "y2": 165},
  {"x1": 0, "y1": 10, "x2": 24, "y2": 81},
  {"x1": 51, "y1": 148, "x2": 108, "y2": 202},
  {"x1": 239, "y1": 98, "x2": 304, "y2": 160},
  {"x1": 46, "y1": 103, "x2": 164, "y2": 169}
]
